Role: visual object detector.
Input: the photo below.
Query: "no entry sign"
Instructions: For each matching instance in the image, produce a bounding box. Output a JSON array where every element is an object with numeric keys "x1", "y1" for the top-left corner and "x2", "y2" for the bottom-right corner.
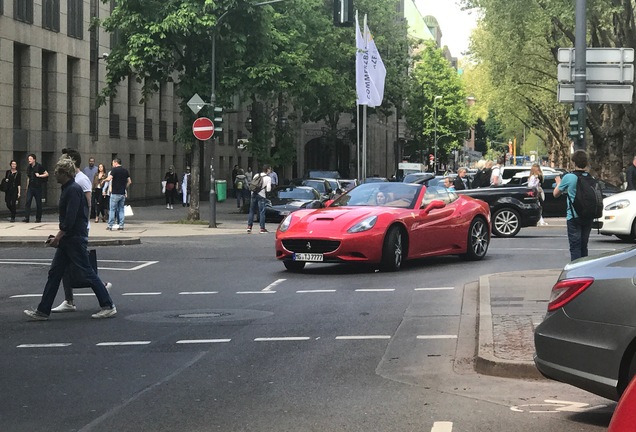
[{"x1": 192, "y1": 117, "x2": 214, "y2": 141}]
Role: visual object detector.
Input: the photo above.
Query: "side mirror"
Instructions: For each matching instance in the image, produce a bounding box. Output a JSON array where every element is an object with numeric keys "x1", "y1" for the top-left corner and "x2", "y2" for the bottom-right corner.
[{"x1": 422, "y1": 199, "x2": 446, "y2": 213}]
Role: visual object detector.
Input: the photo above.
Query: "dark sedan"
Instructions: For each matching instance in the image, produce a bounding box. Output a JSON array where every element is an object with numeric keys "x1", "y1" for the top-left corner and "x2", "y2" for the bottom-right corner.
[
  {"x1": 265, "y1": 186, "x2": 325, "y2": 222},
  {"x1": 291, "y1": 178, "x2": 335, "y2": 200},
  {"x1": 534, "y1": 247, "x2": 636, "y2": 401},
  {"x1": 507, "y1": 172, "x2": 620, "y2": 217}
]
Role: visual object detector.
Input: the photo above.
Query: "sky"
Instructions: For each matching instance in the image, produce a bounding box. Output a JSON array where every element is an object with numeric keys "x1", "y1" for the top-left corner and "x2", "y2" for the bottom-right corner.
[{"x1": 414, "y1": 0, "x2": 480, "y2": 58}]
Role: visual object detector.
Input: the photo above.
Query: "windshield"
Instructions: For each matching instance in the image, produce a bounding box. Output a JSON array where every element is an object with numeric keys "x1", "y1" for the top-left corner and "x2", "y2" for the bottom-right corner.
[
  {"x1": 303, "y1": 180, "x2": 326, "y2": 193},
  {"x1": 276, "y1": 188, "x2": 318, "y2": 200},
  {"x1": 330, "y1": 183, "x2": 421, "y2": 209}
]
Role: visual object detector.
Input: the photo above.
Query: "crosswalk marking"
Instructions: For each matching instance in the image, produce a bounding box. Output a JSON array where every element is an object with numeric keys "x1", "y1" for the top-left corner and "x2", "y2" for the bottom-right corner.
[{"x1": 431, "y1": 421, "x2": 453, "y2": 432}]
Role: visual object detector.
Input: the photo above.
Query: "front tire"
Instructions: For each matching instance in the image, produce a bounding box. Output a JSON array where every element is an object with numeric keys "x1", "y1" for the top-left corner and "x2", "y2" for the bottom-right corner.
[
  {"x1": 380, "y1": 226, "x2": 404, "y2": 272},
  {"x1": 284, "y1": 261, "x2": 306, "y2": 272},
  {"x1": 492, "y1": 208, "x2": 521, "y2": 237},
  {"x1": 462, "y1": 217, "x2": 490, "y2": 260},
  {"x1": 616, "y1": 219, "x2": 636, "y2": 242}
]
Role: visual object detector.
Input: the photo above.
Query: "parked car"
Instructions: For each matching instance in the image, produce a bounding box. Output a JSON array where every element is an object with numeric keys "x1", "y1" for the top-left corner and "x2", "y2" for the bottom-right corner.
[
  {"x1": 306, "y1": 170, "x2": 341, "y2": 179},
  {"x1": 338, "y1": 178, "x2": 359, "y2": 192},
  {"x1": 275, "y1": 182, "x2": 491, "y2": 272},
  {"x1": 534, "y1": 247, "x2": 636, "y2": 401},
  {"x1": 500, "y1": 166, "x2": 557, "y2": 185},
  {"x1": 363, "y1": 176, "x2": 390, "y2": 183},
  {"x1": 595, "y1": 190, "x2": 636, "y2": 241},
  {"x1": 264, "y1": 186, "x2": 326, "y2": 223},
  {"x1": 403, "y1": 172, "x2": 434, "y2": 184},
  {"x1": 407, "y1": 175, "x2": 541, "y2": 237},
  {"x1": 290, "y1": 178, "x2": 335, "y2": 200},
  {"x1": 508, "y1": 172, "x2": 620, "y2": 217}
]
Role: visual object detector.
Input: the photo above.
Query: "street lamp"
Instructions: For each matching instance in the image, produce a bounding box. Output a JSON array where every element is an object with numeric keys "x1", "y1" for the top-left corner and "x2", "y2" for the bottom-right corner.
[{"x1": 433, "y1": 95, "x2": 442, "y2": 173}]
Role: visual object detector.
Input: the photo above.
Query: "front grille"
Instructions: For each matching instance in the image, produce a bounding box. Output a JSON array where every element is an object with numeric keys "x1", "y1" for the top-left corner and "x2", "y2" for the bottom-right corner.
[{"x1": 282, "y1": 239, "x2": 340, "y2": 254}]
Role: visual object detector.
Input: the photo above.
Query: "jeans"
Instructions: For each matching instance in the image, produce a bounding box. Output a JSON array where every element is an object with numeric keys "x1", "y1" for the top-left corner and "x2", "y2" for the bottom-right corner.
[
  {"x1": 109, "y1": 193, "x2": 126, "y2": 228},
  {"x1": 37, "y1": 236, "x2": 113, "y2": 315},
  {"x1": 248, "y1": 193, "x2": 267, "y2": 229},
  {"x1": 566, "y1": 218, "x2": 593, "y2": 261},
  {"x1": 24, "y1": 187, "x2": 43, "y2": 221}
]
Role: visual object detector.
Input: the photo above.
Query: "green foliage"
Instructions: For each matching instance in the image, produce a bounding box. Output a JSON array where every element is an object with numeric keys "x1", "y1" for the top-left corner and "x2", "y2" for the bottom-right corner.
[{"x1": 405, "y1": 40, "x2": 470, "y2": 165}]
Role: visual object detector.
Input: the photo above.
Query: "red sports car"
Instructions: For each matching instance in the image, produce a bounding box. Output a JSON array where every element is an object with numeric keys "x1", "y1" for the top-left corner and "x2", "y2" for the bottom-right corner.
[{"x1": 275, "y1": 182, "x2": 491, "y2": 272}]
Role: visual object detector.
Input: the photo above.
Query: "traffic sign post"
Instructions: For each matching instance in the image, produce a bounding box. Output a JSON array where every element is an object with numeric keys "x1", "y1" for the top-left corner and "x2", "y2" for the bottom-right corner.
[{"x1": 192, "y1": 117, "x2": 215, "y2": 141}]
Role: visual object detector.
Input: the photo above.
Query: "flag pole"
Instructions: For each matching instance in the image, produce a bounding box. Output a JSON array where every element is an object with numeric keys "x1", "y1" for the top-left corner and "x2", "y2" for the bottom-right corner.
[{"x1": 362, "y1": 14, "x2": 368, "y2": 181}]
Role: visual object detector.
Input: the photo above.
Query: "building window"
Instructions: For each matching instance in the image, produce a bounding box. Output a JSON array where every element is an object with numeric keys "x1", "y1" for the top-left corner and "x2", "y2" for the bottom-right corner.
[
  {"x1": 68, "y1": 0, "x2": 83, "y2": 39},
  {"x1": 127, "y1": 75, "x2": 137, "y2": 139},
  {"x1": 67, "y1": 58, "x2": 79, "y2": 132},
  {"x1": 43, "y1": 0, "x2": 60, "y2": 31},
  {"x1": 42, "y1": 52, "x2": 54, "y2": 131},
  {"x1": 13, "y1": 45, "x2": 25, "y2": 129},
  {"x1": 109, "y1": 96, "x2": 120, "y2": 138},
  {"x1": 15, "y1": 0, "x2": 33, "y2": 23},
  {"x1": 1, "y1": 0, "x2": 4, "y2": 15}
]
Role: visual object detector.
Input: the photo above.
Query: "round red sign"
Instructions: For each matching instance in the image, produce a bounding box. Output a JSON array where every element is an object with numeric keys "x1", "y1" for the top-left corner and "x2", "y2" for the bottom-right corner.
[{"x1": 192, "y1": 117, "x2": 215, "y2": 141}]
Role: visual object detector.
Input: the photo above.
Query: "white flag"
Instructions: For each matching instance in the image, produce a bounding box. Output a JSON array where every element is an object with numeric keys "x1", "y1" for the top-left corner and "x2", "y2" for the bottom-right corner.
[
  {"x1": 355, "y1": 14, "x2": 382, "y2": 107},
  {"x1": 364, "y1": 22, "x2": 386, "y2": 107}
]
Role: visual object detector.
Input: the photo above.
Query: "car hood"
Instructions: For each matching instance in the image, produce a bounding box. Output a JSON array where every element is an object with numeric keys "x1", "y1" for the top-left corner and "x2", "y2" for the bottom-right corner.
[{"x1": 284, "y1": 206, "x2": 396, "y2": 234}]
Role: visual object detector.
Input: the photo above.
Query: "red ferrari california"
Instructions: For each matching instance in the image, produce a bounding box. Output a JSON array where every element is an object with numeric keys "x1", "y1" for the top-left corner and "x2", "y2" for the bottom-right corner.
[{"x1": 275, "y1": 182, "x2": 491, "y2": 272}]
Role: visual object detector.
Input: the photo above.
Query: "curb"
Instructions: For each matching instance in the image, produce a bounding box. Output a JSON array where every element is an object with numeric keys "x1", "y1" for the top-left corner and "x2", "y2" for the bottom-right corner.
[
  {"x1": 0, "y1": 237, "x2": 141, "y2": 248},
  {"x1": 476, "y1": 273, "x2": 543, "y2": 380}
]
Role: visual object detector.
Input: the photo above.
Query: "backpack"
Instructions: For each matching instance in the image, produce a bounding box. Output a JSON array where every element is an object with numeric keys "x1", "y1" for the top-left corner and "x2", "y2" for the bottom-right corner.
[
  {"x1": 567, "y1": 171, "x2": 603, "y2": 219},
  {"x1": 249, "y1": 174, "x2": 264, "y2": 193},
  {"x1": 236, "y1": 180, "x2": 243, "y2": 190}
]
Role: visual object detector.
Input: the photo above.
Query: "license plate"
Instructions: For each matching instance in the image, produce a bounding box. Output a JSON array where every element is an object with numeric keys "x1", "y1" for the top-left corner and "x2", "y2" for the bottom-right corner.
[{"x1": 293, "y1": 253, "x2": 324, "y2": 262}]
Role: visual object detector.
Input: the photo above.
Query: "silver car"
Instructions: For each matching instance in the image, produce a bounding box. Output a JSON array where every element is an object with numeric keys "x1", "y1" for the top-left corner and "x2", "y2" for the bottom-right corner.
[{"x1": 534, "y1": 247, "x2": 636, "y2": 401}]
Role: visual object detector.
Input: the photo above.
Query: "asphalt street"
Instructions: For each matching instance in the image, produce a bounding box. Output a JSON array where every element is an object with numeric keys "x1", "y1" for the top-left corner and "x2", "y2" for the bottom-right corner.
[{"x1": 0, "y1": 202, "x2": 625, "y2": 431}]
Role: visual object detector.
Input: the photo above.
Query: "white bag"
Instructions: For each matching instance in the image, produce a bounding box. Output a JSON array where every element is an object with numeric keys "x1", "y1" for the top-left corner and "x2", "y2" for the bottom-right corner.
[
  {"x1": 161, "y1": 180, "x2": 167, "y2": 194},
  {"x1": 124, "y1": 205, "x2": 134, "y2": 217}
]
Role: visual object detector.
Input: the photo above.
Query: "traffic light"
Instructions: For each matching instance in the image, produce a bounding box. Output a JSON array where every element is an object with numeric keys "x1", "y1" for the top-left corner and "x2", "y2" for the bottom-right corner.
[
  {"x1": 213, "y1": 106, "x2": 223, "y2": 133},
  {"x1": 569, "y1": 109, "x2": 583, "y2": 140},
  {"x1": 333, "y1": 0, "x2": 354, "y2": 27}
]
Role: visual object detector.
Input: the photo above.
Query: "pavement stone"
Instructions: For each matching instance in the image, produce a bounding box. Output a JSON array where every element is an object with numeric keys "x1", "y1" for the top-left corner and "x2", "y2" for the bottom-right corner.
[{"x1": 1, "y1": 198, "x2": 562, "y2": 380}]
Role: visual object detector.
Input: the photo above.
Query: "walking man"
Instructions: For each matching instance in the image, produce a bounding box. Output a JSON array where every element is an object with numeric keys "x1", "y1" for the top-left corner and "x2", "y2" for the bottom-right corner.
[
  {"x1": 553, "y1": 150, "x2": 594, "y2": 261},
  {"x1": 247, "y1": 164, "x2": 272, "y2": 234},
  {"x1": 106, "y1": 158, "x2": 131, "y2": 231},
  {"x1": 23, "y1": 154, "x2": 49, "y2": 223},
  {"x1": 24, "y1": 155, "x2": 116, "y2": 320},
  {"x1": 82, "y1": 156, "x2": 98, "y2": 220}
]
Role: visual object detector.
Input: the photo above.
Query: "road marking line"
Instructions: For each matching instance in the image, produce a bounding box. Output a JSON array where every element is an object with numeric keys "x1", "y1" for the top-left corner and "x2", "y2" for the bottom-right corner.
[
  {"x1": 254, "y1": 337, "x2": 311, "y2": 342},
  {"x1": 355, "y1": 289, "x2": 395, "y2": 292},
  {"x1": 176, "y1": 339, "x2": 231, "y2": 344},
  {"x1": 236, "y1": 291, "x2": 276, "y2": 294},
  {"x1": 17, "y1": 343, "x2": 71, "y2": 348},
  {"x1": 431, "y1": 421, "x2": 453, "y2": 432},
  {"x1": 0, "y1": 259, "x2": 158, "y2": 271},
  {"x1": 10, "y1": 294, "x2": 42, "y2": 298},
  {"x1": 179, "y1": 291, "x2": 219, "y2": 295},
  {"x1": 335, "y1": 335, "x2": 391, "y2": 340},
  {"x1": 296, "y1": 289, "x2": 337, "y2": 293},
  {"x1": 263, "y1": 279, "x2": 286, "y2": 291},
  {"x1": 416, "y1": 335, "x2": 458, "y2": 340},
  {"x1": 414, "y1": 287, "x2": 454, "y2": 291},
  {"x1": 122, "y1": 292, "x2": 162, "y2": 296},
  {"x1": 96, "y1": 341, "x2": 151, "y2": 346}
]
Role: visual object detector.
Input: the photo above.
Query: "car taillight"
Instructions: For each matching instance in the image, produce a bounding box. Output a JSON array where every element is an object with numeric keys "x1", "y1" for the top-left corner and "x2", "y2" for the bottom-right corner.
[{"x1": 547, "y1": 278, "x2": 594, "y2": 312}]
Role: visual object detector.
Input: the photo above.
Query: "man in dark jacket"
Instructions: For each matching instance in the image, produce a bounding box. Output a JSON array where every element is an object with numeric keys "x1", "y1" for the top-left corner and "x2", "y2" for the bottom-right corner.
[
  {"x1": 23, "y1": 156, "x2": 116, "y2": 321},
  {"x1": 453, "y1": 167, "x2": 470, "y2": 190}
]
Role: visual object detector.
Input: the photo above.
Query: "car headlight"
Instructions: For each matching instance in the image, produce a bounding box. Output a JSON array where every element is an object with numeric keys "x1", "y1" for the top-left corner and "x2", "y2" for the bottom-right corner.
[
  {"x1": 279, "y1": 214, "x2": 293, "y2": 232},
  {"x1": 605, "y1": 200, "x2": 630, "y2": 211},
  {"x1": 347, "y1": 215, "x2": 378, "y2": 233}
]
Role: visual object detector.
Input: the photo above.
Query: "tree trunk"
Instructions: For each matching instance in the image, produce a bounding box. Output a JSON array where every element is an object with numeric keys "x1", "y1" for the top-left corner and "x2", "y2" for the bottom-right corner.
[{"x1": 187, "y1": 140, "x2": 200, "y2": 221}]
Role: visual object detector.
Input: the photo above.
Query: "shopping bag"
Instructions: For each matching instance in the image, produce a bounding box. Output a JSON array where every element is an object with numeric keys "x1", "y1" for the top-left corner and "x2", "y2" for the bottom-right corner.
[
  {"x1": 161, "y1": 180, "x2": 167, "y2": 194},
  {"x1": 66, "y1": 249, "x2": 99, "y2": 289},
  {"x1": 124, "y1": 205, "x2": 134, "y2": 217}
]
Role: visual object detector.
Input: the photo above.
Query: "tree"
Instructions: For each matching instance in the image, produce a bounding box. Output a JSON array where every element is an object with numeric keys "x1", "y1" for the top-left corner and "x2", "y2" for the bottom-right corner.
[{"x1": 405, "y1": 40, "x2": 470, "y2": 168}]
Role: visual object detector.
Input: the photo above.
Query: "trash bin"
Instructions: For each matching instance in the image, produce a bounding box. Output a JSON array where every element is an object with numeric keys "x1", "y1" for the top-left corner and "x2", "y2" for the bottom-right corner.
[{"x1": 215, "y1": 180, "x2": 227, "y2": 202}]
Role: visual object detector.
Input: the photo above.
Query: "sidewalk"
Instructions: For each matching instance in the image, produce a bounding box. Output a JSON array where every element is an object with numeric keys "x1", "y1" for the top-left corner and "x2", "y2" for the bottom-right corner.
[{"x1": 0, "y1": 198, "x2": 556, "y2": 379}]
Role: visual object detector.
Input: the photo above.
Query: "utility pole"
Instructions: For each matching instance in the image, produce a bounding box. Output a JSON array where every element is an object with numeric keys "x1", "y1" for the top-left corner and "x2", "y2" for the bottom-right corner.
[{"x1": 574, "y1": 0, "x2": 587, "y2": 150}]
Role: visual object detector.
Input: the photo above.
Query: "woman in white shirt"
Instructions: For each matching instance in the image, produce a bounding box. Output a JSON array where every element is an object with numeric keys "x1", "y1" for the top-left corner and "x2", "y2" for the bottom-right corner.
[{"x1": 528, "y1": 163, "x2": 547, "y2": 226}]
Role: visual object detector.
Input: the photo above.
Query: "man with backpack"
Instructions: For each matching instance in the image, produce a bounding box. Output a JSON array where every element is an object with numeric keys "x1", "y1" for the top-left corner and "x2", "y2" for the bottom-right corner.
[
  {"x1": 553, "y1": 150, "x2": 603, "y2": 261},
  {"x1": 247, "y1": 164, "x2": 272, "y2": 233}
]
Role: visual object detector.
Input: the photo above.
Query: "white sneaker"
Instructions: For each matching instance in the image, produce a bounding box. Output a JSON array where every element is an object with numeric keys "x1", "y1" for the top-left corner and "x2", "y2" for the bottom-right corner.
[
  {"x1": 105, "y1": 282, "x2": 112, "y2": 293},
  {"x1": 167, "y1": 204, "x2": 170, "y2": 209},
  {"x1": 92, "y1": 306, "x2": 117, "y2": 319},
  {"x1": 51, "y1": 300, "x2": 76, "y2": 313}
]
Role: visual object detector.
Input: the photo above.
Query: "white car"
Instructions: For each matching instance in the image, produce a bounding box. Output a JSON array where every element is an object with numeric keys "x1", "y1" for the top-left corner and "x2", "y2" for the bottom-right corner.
[
  {"x1": 502, "y1": 166, "x2": 558, "y2": 184},
  {"x1": 597, "y1": 191, "x2": 636, "y2": 241}
]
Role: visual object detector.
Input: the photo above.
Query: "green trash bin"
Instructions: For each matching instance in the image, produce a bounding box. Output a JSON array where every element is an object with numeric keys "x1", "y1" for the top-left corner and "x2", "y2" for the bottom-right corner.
[{"x1": 215, "y1": 180, "x2": 227, "y2": 202}]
